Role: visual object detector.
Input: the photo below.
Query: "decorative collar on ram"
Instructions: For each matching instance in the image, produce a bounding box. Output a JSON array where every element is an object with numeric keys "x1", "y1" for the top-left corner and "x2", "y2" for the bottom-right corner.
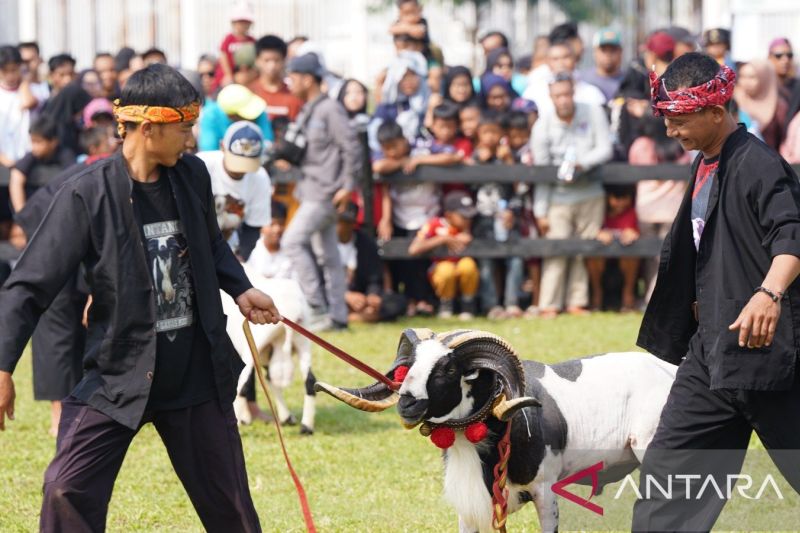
[{"x1": 314, "y1": 328, "x2": 541, "y2": 447}]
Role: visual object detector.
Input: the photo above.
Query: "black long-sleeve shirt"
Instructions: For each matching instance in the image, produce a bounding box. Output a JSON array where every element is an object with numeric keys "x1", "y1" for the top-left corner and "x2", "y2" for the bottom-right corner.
[
  {"x1": 0, "y1": 152, "x2": 252, "y2": 428},
  {"x1": 638, "y1": 126, "x2": 800, "y2": 390}
]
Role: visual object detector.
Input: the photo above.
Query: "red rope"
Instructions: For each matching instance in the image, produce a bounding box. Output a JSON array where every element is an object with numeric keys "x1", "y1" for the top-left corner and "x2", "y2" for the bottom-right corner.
[
  {"x1": 281, "y1": 317, "x2": 401, "y2": 391},
  {"x1": 492, "y1": 421, "x2": 513, "y2": 532},
  {"x1": 243, "y1": 320, "x2": 317, "y2": 533}
]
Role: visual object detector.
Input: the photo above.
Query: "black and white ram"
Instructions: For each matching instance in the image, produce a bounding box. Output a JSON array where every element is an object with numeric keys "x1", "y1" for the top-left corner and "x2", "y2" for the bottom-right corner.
[
  {"x1": 316, "y1": 328, "x2": 676, "y2": 532},
  {"x1": 220, "y1": 265, "x2": 316, "y2": 434}
]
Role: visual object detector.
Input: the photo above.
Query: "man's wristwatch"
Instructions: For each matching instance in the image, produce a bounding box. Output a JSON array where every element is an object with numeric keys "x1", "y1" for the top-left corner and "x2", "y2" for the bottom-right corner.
[{"x1": 754, "y1": 286, "x2": 783, "y2": 302}]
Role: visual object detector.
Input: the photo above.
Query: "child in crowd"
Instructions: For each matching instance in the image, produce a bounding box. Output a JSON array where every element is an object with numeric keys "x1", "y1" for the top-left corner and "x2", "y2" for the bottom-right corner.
[
  {"x1": 458, "y1": 100, "x2": 481, "y2": 151},
  {"x1": 217, "y1": 1, "x2": 257, "y2": 88},
  {"x1": 373, "y1": 119, "x2": 442, "y2": 316},
  {"x1": 9, "y1": 115, "x2": 75, "y2": 213},
  {"x1": 587, "y1": 185, "x2": 640, "y2": 311},
  {"x1": 504, "y1": 110, "x2": 541, "y2": 316},
  {"x1": 79, "y1": 124, "x2": 117, "y2": 164},
  {"x1": 246, "y1": 200, "x2": 293, "y2": 280},
  {"x1": 471, "y1": 111, "x2": 524, "y2": 318},
  {"x1": 408, "y1": 190, "x2": 480, "y2": 319}
]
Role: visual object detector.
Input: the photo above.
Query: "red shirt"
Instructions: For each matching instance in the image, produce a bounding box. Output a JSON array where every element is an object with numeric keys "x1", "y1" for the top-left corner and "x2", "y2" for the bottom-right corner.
[
  {"x1": 604, "y1": 205, "x2": 639, "y2": 231},
  {"x1": 418, "y1": 217, "x2": 461, "y2": 263},
  {"x1": 215, "y1": 33, "x2": 256, "y2": 86},
  {"x1": 247, "y1": 80, "x2": 303, "y2": 121}
]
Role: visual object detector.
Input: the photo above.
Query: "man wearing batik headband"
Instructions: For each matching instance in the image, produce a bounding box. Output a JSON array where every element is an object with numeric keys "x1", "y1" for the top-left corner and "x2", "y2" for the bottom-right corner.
[
  {"x1": 634, "y1": 53, "x2": 800, "y2": 531},
  {"x1": 0, "y1": 63, "x2": 279, "y2": 531}
]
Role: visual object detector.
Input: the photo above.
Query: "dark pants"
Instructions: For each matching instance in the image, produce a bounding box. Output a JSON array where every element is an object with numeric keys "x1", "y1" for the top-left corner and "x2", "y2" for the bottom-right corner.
[
  {"x1": 389, "y1": 225, "x2": 434, "y2": 303},
  {"x1": 632, "y1": 334, "x2": 800, "y2": 532},
  {"x1": 41, "y1": 396, "x2": 261, "y2": 533}
]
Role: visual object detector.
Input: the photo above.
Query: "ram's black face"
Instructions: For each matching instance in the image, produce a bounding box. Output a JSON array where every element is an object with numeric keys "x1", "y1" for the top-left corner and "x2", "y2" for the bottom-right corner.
[{"x1": 397, "y1": 339, "x2": 495, "y2": 425}]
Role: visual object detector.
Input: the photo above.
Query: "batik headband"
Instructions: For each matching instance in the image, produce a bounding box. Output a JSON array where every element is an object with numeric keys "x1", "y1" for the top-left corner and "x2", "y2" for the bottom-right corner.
[
  {"x1": 649, "y1": 64, "x2": 736, "y2": 117},
  {"x1": 112, "y1": 99, "x2": 200, "y2": 137}
]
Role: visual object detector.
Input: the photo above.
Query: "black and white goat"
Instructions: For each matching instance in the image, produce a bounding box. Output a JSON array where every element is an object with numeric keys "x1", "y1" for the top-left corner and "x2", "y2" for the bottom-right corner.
[
  {"x1": 316, "y1": 328, "x2": 677, "y2": 532},
  {"x1": 221, "y1": 265, "x2": 316, "y2": 434}
]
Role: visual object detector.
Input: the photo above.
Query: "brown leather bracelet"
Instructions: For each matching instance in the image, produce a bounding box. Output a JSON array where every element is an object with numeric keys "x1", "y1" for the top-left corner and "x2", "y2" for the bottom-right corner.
[{"x1": 754, "y1": 286, "x2": 783, "y2": 302}]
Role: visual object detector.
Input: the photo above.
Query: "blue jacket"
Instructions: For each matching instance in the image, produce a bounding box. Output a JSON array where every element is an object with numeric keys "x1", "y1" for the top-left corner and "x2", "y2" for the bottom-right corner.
[{"x1": 198, "y1": 100, "x2": 274, "y2": 152}]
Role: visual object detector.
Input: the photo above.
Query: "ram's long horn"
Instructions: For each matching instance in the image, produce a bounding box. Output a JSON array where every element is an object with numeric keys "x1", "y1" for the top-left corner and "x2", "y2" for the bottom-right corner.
[
  {"x1": 491, "y1": 394, "x2": 542, "y2": 421},
  {"x1": 314, "y1": 381, "x2": 399, "y2": 412},
  {"x1": 440, "y1": 330, "x2": 540, "y2": 415},
  {"x1": 313, "y1": 328, "x2": 436, "y2": 412}
]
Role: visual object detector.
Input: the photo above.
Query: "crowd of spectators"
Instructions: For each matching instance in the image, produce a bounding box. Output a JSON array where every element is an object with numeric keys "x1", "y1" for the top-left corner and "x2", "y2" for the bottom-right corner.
[{"x1": 3, "y1": 0, "x2": 800, "y2": 328}]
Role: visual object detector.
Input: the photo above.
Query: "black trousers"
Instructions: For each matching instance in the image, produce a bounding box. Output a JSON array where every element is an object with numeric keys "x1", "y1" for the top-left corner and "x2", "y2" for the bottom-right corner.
[
  {"x1": 632, "y1": 334, "x2": 800, "y2": 532},
  {"x1": 388, "y1": 225, "x2": 435, "y2": 303},
  {"x1": 40, "y1": 396, "x2": 261, "y2": 533}
]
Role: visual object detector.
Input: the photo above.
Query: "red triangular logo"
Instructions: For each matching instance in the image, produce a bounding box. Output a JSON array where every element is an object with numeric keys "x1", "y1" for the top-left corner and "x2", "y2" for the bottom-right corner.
[{"x1": 551, "y1": 461, "x2": 604, "y2": 516}]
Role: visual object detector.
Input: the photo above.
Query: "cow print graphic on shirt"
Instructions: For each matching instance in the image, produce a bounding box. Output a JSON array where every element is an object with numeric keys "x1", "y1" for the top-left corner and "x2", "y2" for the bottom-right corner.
[{"x1": 143, "y1": 220, "x2": 194, "y2": 341}]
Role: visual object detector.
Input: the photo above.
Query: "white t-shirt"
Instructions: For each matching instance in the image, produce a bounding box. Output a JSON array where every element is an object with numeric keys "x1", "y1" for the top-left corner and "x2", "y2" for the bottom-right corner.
[
  {"x1": 337, "y1": 238, "x2": 357, "y2": 272},
  {"x1": 196, "y1": 150, "x2": 272, "y2": 231},
  {"x1": 523, "y1": 67, "x2": 607, "y2": 116},
  {"x1": 246, "y1": 239, "x2": 294, "y2": 280},
  {"x1": 0, "y1": 86, "x2": 32, "y2": 162}
]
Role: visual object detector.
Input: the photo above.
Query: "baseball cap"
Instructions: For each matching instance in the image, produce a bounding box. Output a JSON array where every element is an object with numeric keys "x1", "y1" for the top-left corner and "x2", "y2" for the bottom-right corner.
[
  {"x1": 83, "y1": 97, "x2": 114, "y2": 127},
  {"x1": 646, "y1": 31, "x2": 676, "y2": 61},
  {"x1": 769, "y1": 37, "x2": 792, "y2": 52},
  {"x1": 230, "y1": 0, "x2": 254, "y2": 22},
  {"x1": 443, "y1": 191, "x2": 477, "y2": 219},
  {"x1": 222, "y1": 121, "x2": 264, "y2": 173},
  {"x1": 217, "y1": 84, "x2": 266, "y2": 120},
  {"x1": 665, "y1": 26, "x2": 696, "y2": 45},
  {"x1": 593, "y1": 28, "x2": 622, "y2": 48},
  {"x1": 702, "y1": 28, "x2": 731, "y2": 47},
  {"x1": 286, "y1": 53, "x2": 326, "y2": 78}
]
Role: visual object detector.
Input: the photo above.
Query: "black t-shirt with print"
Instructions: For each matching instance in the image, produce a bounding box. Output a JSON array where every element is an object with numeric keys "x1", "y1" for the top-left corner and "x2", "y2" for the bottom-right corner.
[{"x1": 131, "y1": 173, "x2": 217, "y2": 410}]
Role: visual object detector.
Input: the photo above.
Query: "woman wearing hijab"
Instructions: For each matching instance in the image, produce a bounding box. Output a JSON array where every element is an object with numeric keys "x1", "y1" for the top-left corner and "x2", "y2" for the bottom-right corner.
[
  {"x1": 78, "y1": 69, "x2": 105, "y2": 99},
  {"x1": 42, "y1": 81, "x2": 92, "y2": 154},
  {"x1": 368, "y1": 50, "x2": 429, "y2": 152},
  {"x1": 734, "y1": 60, "x2": 788, "y2": 150},
  {"x1": 338, "y1": 78, "x2": 371, "y2": 131},
  {"x1": 442, "y1": 65, "x2": 475, "y2": 106},
  {"x1": 424, "y1": 65, "x2": 475, "y2": 129},
  {"x1": 479, "y1": 73, "x2": 516, "y2": 113}
]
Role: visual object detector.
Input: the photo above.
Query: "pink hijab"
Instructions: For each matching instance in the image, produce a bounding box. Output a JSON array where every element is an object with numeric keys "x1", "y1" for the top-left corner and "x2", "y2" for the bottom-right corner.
[{"x1": 734, "y1": 60, "x2": 779, "y2": 127}]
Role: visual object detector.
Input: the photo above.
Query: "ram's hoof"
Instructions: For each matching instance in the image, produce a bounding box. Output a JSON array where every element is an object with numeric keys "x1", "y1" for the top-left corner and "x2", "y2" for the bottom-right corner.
[
  {"x1": 281, "y1": 414, "x2": 298, "y2": 426},
  {"x1": 300, "y1": 425, "x2": 314, "y2": 436}
]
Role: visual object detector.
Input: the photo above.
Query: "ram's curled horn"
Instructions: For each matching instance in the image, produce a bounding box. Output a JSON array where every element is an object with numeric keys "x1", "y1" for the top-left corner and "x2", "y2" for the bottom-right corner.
[
  {"x1": 314, "y1": 381, "x2": 399, "y2": 412},
  {"x1": 491, "y1": 394, "x2": 542, "y2": 421},
  {"x1": 438, "y1": 330, "x2": 541, "y2": 416},
  {"x1": 313, "y1": 328, "x2": 436, "y2": 412}
]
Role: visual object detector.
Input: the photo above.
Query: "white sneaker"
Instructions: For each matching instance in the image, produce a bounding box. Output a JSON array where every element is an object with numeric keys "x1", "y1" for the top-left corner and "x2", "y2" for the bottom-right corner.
[
  {"x1": 307, "y1": 308, "x2": 332, "y2": 332},
  {"x1": 458, "y1": 312, "x2": 474, "y2": 321},
  {"x1": 487, "y1": 306, "x2": 506, "y2": 320}
]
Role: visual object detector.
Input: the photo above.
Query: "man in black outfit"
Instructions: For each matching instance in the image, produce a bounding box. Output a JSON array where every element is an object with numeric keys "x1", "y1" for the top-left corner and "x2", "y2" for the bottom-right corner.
[
  {"x1": 0, "y1": 64, "x2": 280, "y2": 532},
  {"x1": 634, "y1": 52, "x2": 800, "y2": 531}
]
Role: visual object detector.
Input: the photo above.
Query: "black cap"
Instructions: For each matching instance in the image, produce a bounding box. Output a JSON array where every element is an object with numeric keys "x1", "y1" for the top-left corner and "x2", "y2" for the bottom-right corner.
[
  {"x1": 702, "y1": 28, "x2": 731, "y2": 47},
  {"x1": 286, "y1": 53, "x2": 326, "y2": 78},
  {"x1": 665, "y1": 26, "x2": 696, "y2": 45},
  {"x1": 443, "y1": 191, "x2": 477, "y2": 218}
]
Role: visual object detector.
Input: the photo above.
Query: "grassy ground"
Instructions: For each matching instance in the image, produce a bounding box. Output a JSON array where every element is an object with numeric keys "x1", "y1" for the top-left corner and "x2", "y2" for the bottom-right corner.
[{"x1": 0, "y1": 313, "x2": 794, "y2": 532}]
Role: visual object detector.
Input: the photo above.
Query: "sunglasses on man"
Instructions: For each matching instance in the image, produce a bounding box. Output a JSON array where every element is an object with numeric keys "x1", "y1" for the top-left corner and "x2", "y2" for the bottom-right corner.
[{"x1": 772, "y1": 52, "x2": 794, "y2": 60}]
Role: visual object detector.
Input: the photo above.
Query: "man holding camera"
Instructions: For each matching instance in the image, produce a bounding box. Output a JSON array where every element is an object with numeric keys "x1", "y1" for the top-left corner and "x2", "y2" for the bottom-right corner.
[{"x1": 280, "y1": 52, "x2": 361, "y2": 330}]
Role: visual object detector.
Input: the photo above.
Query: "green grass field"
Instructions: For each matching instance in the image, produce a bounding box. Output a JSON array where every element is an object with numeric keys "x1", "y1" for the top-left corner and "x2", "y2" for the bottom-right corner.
[{"x1": 0, "y1": 313, "x2": 794, "y2": 532}]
